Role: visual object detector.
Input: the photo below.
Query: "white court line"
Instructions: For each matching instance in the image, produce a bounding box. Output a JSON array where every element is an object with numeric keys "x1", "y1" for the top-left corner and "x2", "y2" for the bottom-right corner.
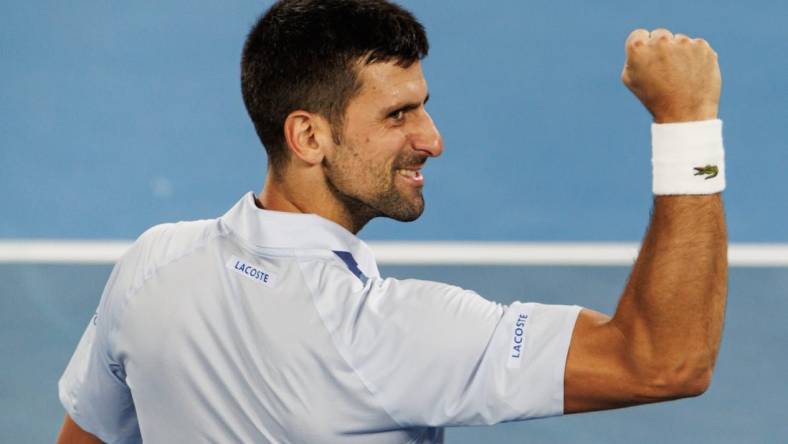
[{"x1": 0, "y1": 240, "x2": 786, "y2": 267}]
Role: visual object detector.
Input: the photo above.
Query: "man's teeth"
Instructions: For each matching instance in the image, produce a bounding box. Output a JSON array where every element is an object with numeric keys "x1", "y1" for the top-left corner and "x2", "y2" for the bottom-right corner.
[{"x1": 397, "y1": 169, "x2": 421, "y2": 178}]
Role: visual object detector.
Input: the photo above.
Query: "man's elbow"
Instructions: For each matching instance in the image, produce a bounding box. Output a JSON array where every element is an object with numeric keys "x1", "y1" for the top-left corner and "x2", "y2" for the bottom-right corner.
[
  {"x1": 668, "y1": 366, "x2": 713, "y2": 398},
  {"x1": 637, "y1": 360, "x2": 715, "y2": 402}
]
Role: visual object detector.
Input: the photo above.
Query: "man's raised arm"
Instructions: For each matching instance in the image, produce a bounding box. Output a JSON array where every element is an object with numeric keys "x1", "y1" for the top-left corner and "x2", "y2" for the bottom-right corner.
[{"x1": 563, "y1": 28, "x2": 727, "y2": 413}]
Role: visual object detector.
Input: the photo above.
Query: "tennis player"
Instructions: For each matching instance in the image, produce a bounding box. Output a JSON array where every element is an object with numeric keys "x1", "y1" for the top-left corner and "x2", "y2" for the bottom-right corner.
[{"x1": 56, "y1": 1, "x2": 727, "y2": 442}]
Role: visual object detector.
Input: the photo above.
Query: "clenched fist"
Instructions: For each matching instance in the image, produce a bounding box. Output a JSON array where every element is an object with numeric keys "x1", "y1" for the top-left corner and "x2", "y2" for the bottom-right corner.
[{"x1": 622, "y1": 28, "x2": 721, "y2": 123}]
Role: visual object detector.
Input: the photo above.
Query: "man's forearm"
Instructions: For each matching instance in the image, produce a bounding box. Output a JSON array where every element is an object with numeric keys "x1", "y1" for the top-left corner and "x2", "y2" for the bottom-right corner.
[
  {"x1": 564, "y1": 29, "x2": 727, "y2": 413},
  {"x1": 611, "y1": 194, "x2": 727, "y2": 397}
]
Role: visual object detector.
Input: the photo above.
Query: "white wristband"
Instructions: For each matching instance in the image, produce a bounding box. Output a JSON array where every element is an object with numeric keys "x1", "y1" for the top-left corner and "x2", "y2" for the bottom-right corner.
[{"x1": 652, "y1": 119, "x2": 725, "y2": 195}]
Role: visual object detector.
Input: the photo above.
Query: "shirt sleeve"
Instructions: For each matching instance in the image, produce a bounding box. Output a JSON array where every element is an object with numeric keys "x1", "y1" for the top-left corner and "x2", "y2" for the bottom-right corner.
[
  {"x1": 308, "y1": 268, "x2": 582, "y2": 428},
  {"x1": 58, "y1": 259, "x2": 141, "y2": 443}
]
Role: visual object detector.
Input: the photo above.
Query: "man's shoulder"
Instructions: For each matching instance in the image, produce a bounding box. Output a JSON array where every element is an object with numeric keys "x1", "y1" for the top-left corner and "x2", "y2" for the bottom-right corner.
[
  {"x1": 138, "y1": 217, "x2": 223, "y2": 248},
  {"x1": 112, "y1": 217, "x2": 228, "y2": 289},
  {"x1": 134, "y1": 216, "x2": 227, "y2": 262}
]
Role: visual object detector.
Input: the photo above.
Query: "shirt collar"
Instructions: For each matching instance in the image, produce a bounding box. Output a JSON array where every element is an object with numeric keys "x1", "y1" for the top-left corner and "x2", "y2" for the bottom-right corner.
[{"x1": 221, "y1": 192, "x2": 380, "y2": 279}]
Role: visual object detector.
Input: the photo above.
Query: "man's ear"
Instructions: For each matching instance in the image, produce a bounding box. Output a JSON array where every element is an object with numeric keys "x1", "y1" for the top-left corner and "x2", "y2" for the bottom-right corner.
[{"x1": 283, "y1": 110, "x2": 332, "y2": 166}]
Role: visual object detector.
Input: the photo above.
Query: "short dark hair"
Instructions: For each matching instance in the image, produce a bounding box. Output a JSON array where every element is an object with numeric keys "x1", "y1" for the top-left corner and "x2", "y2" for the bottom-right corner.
[{"x1": 241, "y1": 0, "x2": 429, "y2": 172}]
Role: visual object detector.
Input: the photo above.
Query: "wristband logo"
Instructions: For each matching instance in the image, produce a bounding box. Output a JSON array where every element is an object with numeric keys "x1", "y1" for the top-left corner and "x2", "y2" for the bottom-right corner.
[{"x1": 693, "y1": 165, "x2": 719, "y2": 179}]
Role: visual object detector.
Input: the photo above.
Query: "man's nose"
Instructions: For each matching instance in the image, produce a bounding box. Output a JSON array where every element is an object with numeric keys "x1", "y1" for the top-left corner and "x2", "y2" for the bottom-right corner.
[{"x1": 410, "y1": 110, "x2": 444, "y2": 158}]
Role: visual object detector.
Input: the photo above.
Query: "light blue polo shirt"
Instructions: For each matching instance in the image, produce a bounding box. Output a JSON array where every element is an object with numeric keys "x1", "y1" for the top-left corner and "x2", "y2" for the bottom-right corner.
[{"x1": 59, "y1": 192, "x2": 581, "y2": 443}]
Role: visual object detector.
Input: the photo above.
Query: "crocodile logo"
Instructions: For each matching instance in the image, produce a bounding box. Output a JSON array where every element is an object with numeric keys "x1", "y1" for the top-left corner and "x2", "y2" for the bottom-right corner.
[{"x1": 693, "y1": 165, "x2": 719, "y2": 180}]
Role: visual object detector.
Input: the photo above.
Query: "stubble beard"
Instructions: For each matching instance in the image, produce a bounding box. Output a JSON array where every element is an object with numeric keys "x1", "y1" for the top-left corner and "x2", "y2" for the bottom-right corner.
[{"x1": 323, "y1": 147, "x2": 426, "y2": 231}]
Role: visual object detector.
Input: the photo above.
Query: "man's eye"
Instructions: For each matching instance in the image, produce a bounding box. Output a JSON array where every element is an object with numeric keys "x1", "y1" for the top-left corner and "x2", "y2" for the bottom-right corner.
[{"x1": 389, "y1": 110, "x2": 405, "y2": 121}]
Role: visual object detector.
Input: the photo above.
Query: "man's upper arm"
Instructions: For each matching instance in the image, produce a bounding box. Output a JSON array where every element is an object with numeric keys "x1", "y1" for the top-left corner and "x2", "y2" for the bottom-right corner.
[
  {"x1": 564, "y1": 308, "x2": 698, "y2": 414},
  {"x1": 57, "y1": 231, "x2": 153, "y2": 442},
  {"x1": 564, "y1": 308, "x2": 636, "y2": 413},
  {"x1": 58, "y1": 287, "x2": 139, "y2": 442},
  {"x1": 306, "y1": 265, "x2": 582, "y2": 426}
]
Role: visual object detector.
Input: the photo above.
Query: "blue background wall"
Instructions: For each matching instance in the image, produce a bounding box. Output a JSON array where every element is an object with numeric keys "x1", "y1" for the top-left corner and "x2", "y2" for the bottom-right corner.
[
  {"x1": 2, "y1": 0, "x2": 787, "y2": 442},
  {"x1": 2, "y1": 0, "x2": 786, "y2": 242}
]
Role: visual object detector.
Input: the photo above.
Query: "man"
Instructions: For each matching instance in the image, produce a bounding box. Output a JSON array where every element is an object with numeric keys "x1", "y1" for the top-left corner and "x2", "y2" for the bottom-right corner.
[{"x1": 57, "y1": 0, "x2": 727, "y2": 442}]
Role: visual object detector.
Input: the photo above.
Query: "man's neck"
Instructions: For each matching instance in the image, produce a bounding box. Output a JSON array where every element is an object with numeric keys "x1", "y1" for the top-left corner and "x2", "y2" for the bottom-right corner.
[{"x1": 257, "y1": 172, "x2": 370, "y2": 234}]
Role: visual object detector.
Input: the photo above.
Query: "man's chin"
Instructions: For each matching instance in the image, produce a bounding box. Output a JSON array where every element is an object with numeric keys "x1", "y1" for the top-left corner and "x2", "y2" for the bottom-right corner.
[{"x1": 382, "y1": 197, "x2": 425, "y2": 222}]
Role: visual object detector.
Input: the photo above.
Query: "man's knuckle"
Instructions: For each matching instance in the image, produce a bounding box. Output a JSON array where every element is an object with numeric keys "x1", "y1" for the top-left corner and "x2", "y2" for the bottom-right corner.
[
  {"x1": 649, "y1": 28, "x2": 674, "y2": 41},
  {"x1": 621, "y1": 67, "x2": 631, "y2": 80}
]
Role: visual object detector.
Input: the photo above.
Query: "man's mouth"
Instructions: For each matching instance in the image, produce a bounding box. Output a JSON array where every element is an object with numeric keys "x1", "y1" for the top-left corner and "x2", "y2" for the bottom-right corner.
[{"x1": 396, "y1": 167, "x2": 424, "y2": 184}]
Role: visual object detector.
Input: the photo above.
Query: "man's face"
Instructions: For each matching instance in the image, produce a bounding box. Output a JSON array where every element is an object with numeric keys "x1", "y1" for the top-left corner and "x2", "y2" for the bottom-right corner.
[{"x1": 322, "y1": 60, "x2": 443, "y2": 224}]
